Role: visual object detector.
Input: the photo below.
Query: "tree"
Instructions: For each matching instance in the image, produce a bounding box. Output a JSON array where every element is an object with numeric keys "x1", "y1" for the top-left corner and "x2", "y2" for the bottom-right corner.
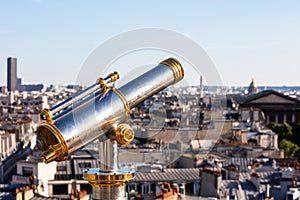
[
  {"x1": 268, "y1": 123, "x2": 292, "y2": 141},
  {"x1": 268, "y1": 122, "x2": 276, "y2": 132},
  {"x1": 279, "y1": 123, "x2": 293, "y2": 140},
  {"x1": 291, "y1": 123, "x2": 300, "y2": 146},
  {"x1": 279, "y1": 139, "x2": 300, "y2": 158}
]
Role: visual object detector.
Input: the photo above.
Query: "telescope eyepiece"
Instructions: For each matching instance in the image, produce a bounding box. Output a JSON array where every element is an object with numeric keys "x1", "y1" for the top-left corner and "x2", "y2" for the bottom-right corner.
[{"x1": 160, "y1": 57, "x2": 184, "y2": 83}]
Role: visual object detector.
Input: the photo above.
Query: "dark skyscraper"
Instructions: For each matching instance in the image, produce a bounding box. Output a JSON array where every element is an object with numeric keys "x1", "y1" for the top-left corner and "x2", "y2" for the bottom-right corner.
[{"x1": 7, "y1": 57, "x2": 17, "y2": 91}]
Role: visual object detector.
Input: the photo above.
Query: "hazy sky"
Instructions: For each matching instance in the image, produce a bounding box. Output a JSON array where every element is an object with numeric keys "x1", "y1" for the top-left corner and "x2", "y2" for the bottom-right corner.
[{"x1": 0, "y1": 0, "x2": 300, "y2": 87}]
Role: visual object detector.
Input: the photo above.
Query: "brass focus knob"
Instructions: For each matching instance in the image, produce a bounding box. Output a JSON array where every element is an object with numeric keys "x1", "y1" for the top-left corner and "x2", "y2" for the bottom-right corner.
[
  {"x1": 115, "y1": 124, "x2": 134, "y2": 145},
  {"x1": 109, "y1": 71, "x2": 120, "y2": 82}
]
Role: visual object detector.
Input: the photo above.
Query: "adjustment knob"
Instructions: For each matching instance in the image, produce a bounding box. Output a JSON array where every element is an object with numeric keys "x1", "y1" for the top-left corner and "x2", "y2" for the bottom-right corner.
[{"x1": 115, "y1": 124, "x2": 134, "y2": 145}]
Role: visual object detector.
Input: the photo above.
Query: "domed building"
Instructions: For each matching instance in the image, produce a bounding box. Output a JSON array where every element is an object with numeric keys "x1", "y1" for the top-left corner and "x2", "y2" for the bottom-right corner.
[{"x1": 248, "y1": 78, "x2": 259, "y2": 94}]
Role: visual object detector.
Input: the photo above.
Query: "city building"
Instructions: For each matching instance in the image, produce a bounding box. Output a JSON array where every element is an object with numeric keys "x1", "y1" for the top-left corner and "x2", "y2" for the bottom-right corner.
[
  {"x1": 199, "y1": 156, "x2": 223, "y2": 198},
  {"x1": 18, "y1": 84, "x2": 45, "y2": 92},
  {"x1": 0, "y1": 80, "x2": 81, "y2": 186},
  {"x1": 248, "y1": 78, "x2": 259, "y2": 95},
  {"x1": 0, "y1": 86, "x2": 7, "y2": 93},
  {"x1": 6, "y1": 150, "x2": 94, "y2": 199},
  {"x1": 12, "y1": 157, "x2": 57, "y2": 196},
  {"x1": 6, "y1": 57, "x2": 46, "y2": 92},
  {"x1": 7, "y1": 57, "x2": 18, "y2": 92},
  {"x1": 238, "y1": 90, "x2": 300, "y2": 124},
  {"x1": 128, "y1": 166, "x2": 199, "y2": 199}
]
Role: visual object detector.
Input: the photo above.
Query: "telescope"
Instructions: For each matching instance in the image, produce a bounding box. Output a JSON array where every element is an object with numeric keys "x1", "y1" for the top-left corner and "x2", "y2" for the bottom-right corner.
[{"x1": 34, "y1": 58, "x2": 184, "y2": 199}]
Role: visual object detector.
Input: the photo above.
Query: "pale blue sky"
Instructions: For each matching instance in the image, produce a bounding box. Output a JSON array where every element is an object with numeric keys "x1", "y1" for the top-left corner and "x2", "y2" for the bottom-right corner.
[{"x1": 0, "y1": 0, "x2": 300, "y2": 86}]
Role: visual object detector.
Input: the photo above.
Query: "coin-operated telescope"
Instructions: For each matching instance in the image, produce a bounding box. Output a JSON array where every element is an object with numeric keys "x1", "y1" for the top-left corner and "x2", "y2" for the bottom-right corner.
[{"x1": 34, "y1": 58, "x2": 184, "y2": 199}]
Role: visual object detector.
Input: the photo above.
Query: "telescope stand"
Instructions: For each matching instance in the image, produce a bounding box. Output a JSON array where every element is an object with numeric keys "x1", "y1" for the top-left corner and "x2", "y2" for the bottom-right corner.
[
  {"x1": 92, "y1": 186, "x2": 126, "y2": 200},
  {"x1": 83, "y1": 139, "x2": 135, "y2": 200}
]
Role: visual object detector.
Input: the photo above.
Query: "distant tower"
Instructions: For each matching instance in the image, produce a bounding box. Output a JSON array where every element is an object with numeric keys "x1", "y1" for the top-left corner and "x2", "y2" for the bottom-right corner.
[
  {"x1": 199, "y1": 75, "x2": 204, "y2": 98},
  {"x1": 7, "y1": 57, "x2": 18, "y2": 91},
  {"x1": 248, "y1": 77, "x2": 258, "y2": 94}
]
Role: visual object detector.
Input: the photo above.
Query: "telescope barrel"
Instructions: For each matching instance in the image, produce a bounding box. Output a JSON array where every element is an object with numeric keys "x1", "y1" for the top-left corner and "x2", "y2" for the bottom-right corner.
[
  {"x1": 35, "y1": 58, "x2": 184, "y2": 163},
  {"x1": 120, "y1": 58, "x2": 183, "y2": 108}
]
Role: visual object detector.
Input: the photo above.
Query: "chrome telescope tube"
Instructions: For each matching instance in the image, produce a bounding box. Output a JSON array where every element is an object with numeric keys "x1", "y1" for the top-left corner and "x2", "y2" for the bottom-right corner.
[{"x1": 35, "y1": 58, "x2": 184, "y2": 163}]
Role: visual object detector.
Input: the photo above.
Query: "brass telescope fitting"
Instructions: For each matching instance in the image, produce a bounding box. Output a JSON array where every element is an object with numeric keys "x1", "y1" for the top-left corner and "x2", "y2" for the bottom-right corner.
[
  {"x1": 83, "y1": 168, "x2": 135, "y2": 187},
  {"x1": 35, "y1": 122, "x2": 68, "y2": 163},
  {"x1": 41, "y1": 108, "x2": 53, "y2": 123},
  {"x1": 115, "y1": 124, "x2": 134, "y2": 146},
  {"x1": 160, "y1": 57, "x2": 184, "y2": 83},
  {"x1": 96, "y1": 71, "x2": 120, "y2": 93}
]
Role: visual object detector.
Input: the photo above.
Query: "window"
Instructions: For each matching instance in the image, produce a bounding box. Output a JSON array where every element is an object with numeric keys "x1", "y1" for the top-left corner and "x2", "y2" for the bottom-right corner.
[
  {"x1": 53, "y1": 184, "x2": 68, "y2": 195},
  {"x1": 22, "y1": 167, "x2": 33, "y2": 177},
  {"x1": 80, "y1": 184, "x2": 92, "y2": 194},
  {"x1": 143, "y1": 185, "x2": 151, "y2": 194},
  {"x1": 128, "y1": 184, "x2": 137, "y2": 191},
  {"x1": 57, "y1": 166, "x2": 67, "y2": 171},
  {"x1": 78, "y1": 162, "x2": 91, "y2": 168}
]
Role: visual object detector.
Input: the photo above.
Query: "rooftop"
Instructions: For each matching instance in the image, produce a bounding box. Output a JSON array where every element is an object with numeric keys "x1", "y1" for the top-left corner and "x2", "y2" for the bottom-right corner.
[{"x1": 133, "y1": 168, "x2": 200, "y2": 183}]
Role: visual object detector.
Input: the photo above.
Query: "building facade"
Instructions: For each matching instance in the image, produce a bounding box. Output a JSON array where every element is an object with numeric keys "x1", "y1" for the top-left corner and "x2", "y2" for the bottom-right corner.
[
  {"x1": 230, "y1": 90, "x2": 300, "y2": 124},
  {"x1": 7, "y1": 57, "x2": 17, "y2": 92},
  {"x1": 239, "y1": 90, "x2": 300, "y2": 124}
]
